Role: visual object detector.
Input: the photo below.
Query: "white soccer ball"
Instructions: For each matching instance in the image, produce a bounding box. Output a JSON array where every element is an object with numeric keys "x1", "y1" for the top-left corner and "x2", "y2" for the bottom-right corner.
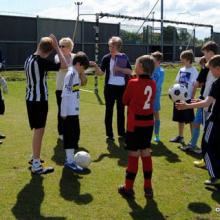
[
  {"x1": 168, "y1": 83, "x2": 188, "y2": 102},
  {"x1": 74, "y1": 151, "x2": 91, "y2": 168}
]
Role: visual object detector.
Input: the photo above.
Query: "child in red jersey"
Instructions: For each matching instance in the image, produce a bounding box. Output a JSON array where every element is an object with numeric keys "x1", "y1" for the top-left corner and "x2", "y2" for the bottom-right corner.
[{"x1": 118, "y1": 55, "x2": 156, "y2": 199}]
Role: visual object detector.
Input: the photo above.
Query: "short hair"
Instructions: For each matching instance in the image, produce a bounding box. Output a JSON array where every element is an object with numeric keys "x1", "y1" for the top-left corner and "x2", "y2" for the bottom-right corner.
[
  {"x1": 151, "y1": 51, "x2": 163, "y2": 62},
  {"x1": 199, "y1": 56, "x2": 206, "y2": 66},
  {"x1": 201, "y1": 41, "x2": 218, "y2": 54},
  {"x1": 38, "y1": 37, "x2": 53, "y2": 53},
  {"x1": 136, "y1": 55, "x2": 155, "y2": 76},
  {"x1": 180, "y1": 50, "x2": 194, "y2": 64},
  {"x1": 207, "y1": 55, "x2": 220, "y2": 68},
  {"x1": 108, "y1": 36, "x2": 123, "y2": 51},
  {"x1": 59, "y1": 37, "x2": 74, "y2": 51},
  {"x1": 72, "y1": 51, "x2": 89, "y2": 70}
]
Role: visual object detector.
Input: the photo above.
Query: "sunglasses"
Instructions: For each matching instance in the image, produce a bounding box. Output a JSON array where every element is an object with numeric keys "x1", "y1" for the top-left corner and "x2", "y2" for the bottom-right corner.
[{"x1": 59, "y1": 45, "x2": 66, "y2": 48}]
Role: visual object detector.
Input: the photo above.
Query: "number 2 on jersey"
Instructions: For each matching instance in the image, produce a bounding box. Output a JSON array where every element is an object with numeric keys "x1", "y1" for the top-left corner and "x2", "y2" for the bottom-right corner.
[{"x1": 143, "y1": 85, "x2": 152, "y2": 110}]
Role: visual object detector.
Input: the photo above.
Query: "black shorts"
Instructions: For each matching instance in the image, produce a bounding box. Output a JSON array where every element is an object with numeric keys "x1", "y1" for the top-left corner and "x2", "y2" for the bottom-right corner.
[
  {"x1": 26, "y1": 101, "x2": 48, "y2": 129},
  {"x1": 125, "y1": 126, "x2": 153, "y2": 151},
  {"x1": 63, "y1": 115, "x2": 80, "y2": 150},
  {"x1": 172, "y1": 103, "x2": 194, "y2": 123}
]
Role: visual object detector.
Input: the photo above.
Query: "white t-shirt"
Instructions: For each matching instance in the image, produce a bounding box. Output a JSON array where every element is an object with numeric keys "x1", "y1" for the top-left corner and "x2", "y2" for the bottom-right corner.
[
  {"x1": 61, "y1": 66, "x2": 80, "y2": 117},
  {"x1": 54, "y1": 53, "x2": 75, "y2": 90},
  {"x1": 175, "y1": 66, "x2": 198, "y2": 99},
  {"x1": 108, "y1": 58, "x2": 125, "y2": 86},
  {"x1": 203, "y1": 70, "x2": 216, "y2": 98}
]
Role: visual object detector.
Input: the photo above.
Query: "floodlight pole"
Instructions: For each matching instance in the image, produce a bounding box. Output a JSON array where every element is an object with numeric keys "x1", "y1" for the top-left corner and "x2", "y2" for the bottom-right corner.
[
  {"x1": 73, "y1": 1, "x2": 83, "y2": 42},
  {"x1": 160, "y1": 0, "x2": 164, "y2": 53}
]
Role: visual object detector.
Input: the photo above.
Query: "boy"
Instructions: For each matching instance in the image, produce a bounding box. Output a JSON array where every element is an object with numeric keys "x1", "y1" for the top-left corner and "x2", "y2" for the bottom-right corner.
[
  {"x1": 151, "y1": 51, "x2": 165, "y2": 142},
  {"x1": 193, "y1": 41, "x2": 218, "y2": 168},
  {"x1": 169, "y1": 50, "x2": 198, "y2": 144},
  {"x1": 181, "y1": 56, "x2": 208, "y2": 154},
  {"x1": 61, "y1": 52, "x2": 89, "y2": 173},
  {"x1": 118, "y1": 55, "x2": 156, "y2": 198},
  {"x1": 24, "y1": 34, "x2": 67, "y2": 174},
  {"x1": 176, "y1": 55, "x2": 220, "y2": 186}
]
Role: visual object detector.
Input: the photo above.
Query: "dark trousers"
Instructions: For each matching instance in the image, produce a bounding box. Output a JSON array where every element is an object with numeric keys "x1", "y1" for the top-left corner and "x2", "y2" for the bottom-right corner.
[
  {"x1": 202, "y1": 120, "x2": 220, "y2": 178},
  {"x1": 63, "y1": 115, "x2": 80, "y2": 150},
  {"x1": 104, "y1": 84, "x2": 125, "y2": 138},
  {"x1": 55, "y1": 90, "x2": 63, "y2": 135}
]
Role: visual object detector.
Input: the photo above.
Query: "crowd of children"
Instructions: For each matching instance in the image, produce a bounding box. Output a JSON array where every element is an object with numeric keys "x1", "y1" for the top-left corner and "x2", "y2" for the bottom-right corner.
[{"x1": 1, "y1": 33, "x2": 218, "y2": 200}]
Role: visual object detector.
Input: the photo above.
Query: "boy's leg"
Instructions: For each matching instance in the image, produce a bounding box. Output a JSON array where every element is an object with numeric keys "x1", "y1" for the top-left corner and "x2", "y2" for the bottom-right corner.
[
  {"x1": 55, "y1": 90, "x2": 64, "y2": 139},
  {"x1": 154, "y1": 111, "x2": 160, "y2": 142},
  {"x1": 63, "y1": 116, "x2": 84, "y2": 173},
  {"x1": 170, "y1": 122, "x2": 184, "y2": 143},
  {"x1": 32, "y1": 128, "x2": 45, "y2": 159}
]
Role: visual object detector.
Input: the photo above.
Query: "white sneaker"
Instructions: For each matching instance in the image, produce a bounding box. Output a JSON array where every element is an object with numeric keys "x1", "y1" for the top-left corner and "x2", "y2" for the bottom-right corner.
[{"x1": 59, "y1": 135, "x2": 63, "y2": 141}]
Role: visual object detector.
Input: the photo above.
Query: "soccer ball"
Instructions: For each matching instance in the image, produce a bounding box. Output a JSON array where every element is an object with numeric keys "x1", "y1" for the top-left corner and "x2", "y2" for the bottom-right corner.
[
  {"x1": 168, "y1": 83, "x2": 188, "y2": 102},
  {"x1": 74, "y1": 151, "x2": 91, "y2": 168}
]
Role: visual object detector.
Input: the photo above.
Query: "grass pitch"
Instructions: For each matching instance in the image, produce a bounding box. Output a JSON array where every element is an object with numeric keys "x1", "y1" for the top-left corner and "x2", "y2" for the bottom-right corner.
[{"x1": 0, "y1": 67, "x2": 220, "y2": 220}]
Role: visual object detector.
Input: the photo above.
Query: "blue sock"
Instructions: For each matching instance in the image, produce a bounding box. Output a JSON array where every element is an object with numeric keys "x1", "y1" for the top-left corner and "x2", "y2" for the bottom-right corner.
[
  {"x1": 190, "y1": 127, "x2": 200, "y2": 147},
  {"x1": 154, "y1": 120, "x2": 160, "y2": 136}
]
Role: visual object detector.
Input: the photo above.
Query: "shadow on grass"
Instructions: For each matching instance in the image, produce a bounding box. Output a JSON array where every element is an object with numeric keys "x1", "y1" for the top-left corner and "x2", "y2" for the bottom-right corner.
[
  {"x1": 51, "y1": 139, "x2": 65, "y2": 165},
  {"x1": 93, "y1": 138, "x2": 127, "y2": 167},
  {"x1": 205, "y1": 186, "x2": 220, "y2": 204},
  {"x1": 151, "y1": 141, "x2": 181, "y2": 163},
  {"x1": 12, "y1": 175, "x2": 66, "y2": 220},
  {"x1": 124, "y1": 197, "x2": 166, "y2": 220},
  {"x1": 59, "y1": 167, "x2": 93, "y2": 205},
  {"x1": 188, "y1": 202, "x2": 212, "y2": 214},
  {"x1": 51, "y1": 139, "x2": 90, "y2": 166}
]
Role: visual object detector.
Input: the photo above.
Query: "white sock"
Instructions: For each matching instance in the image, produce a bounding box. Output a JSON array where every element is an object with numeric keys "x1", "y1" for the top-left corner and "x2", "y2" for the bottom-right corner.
[
  {"x1": 65, "y1": 149, "x2": 75, "y2": 164},
  {"x1": 32, "y1": 158, "x2": 41, "y2": 167}
]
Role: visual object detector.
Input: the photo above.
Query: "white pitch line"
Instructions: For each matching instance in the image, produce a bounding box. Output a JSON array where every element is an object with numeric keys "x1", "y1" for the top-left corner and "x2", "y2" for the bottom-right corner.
[{"x1": 80, "y1": 88, "x2": 94, "y2": 93}]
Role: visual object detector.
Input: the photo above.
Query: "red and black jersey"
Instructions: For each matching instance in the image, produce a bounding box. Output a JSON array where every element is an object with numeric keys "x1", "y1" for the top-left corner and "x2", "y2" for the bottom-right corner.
[{"x1": 123, "y1": 75, "x2": 156, "y2": 132}]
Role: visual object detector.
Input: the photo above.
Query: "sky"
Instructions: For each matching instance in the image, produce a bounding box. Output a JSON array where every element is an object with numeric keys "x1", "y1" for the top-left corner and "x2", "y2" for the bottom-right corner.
[{"x1": 1, "y1": 0, "x2": 220, "y2": 39}]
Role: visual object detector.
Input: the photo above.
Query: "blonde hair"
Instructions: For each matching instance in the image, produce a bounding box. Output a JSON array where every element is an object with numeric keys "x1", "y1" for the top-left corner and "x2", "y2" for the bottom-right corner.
[
  {"x1": 59, "y1": 37, "x2": 74, "y2": 51},
  {"x1": 108, "y1": 36, "x2": 123, "y2": 51},
  {"x1": 38, "y1": 37, "x2": 53, "y2": 53}
]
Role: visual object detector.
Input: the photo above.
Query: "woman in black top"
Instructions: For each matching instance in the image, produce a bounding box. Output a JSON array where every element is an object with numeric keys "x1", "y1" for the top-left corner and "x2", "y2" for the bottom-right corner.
[{"x1": 91, "y1": 36, "x2": 132, "y2": 141}]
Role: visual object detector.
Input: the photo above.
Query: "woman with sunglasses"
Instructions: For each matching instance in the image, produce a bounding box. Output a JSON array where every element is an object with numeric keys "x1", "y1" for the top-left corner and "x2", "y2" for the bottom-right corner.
[{"x1": 54, "y1": 37, "x2": 75, "y2": 141}]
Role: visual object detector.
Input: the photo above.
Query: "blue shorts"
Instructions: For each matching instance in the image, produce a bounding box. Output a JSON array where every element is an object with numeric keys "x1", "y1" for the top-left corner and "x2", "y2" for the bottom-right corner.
[{"x1": 193, "y1": 108, "x2": 203, "y2": 124}]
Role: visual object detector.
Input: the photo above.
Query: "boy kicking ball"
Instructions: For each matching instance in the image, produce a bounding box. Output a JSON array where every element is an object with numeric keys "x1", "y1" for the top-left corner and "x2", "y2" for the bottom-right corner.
[
  {"x1": 118, "y1": 55, "x2": 156, "y2": 198},
  {"x1": 176, "y1": 55, "x2": 220, "y2": 186}
]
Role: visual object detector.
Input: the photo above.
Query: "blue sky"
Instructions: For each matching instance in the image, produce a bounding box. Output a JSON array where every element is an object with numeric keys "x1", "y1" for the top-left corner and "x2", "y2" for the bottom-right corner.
[{"x1": 1, "y1": 0, "x2": 220, "y2": 39}]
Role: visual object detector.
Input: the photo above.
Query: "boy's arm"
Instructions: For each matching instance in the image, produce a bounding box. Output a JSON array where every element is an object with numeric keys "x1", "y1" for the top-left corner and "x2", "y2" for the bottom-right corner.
[
  {"x1": 90, "y1": 61, "x2": 105, "y2": 76},
  {"x1": 176, "y1": 96, "x2": 214, "y2": 110},
  {"x1": 123, "y1": 82, "x2": 132, "y2": 105},
  {"x1": 79, "y1": 72, "x2": 87, "y2": 86},
  {"x1": 50, "y1": 34, "x2": 67, "y2": 69}
]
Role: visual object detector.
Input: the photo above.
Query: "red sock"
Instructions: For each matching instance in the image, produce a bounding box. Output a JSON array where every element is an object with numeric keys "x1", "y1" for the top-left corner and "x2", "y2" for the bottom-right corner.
[
  {"x1": 125, "y1": 156, "x2": 138, "y2": 189},
  {"x1": 141, "y1": 156, "x2": 152, "y2": 189}
]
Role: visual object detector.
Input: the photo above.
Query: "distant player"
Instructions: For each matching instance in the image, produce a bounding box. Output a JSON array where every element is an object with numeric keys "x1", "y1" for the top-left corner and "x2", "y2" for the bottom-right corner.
[
  {"x1": 151, "y1": 51, "x2": 165, "y2": 142},
  {"x1": 176, "y1": 55, "x2": 220, "y2": 186},
  {"x1": 61, "y1": 52, "x2": 89, "y2": 173},
  {"x1": 118, "y1": 55, "x2": 156, "y2": 199},
  {"x1": 169, "y1": 50, "x2": 198, "y2": 145}
]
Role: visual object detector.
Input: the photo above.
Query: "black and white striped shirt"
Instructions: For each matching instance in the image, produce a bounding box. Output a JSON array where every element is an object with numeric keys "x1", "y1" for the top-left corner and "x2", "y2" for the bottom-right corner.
[{"x1": 24, "y1": 54, "x2": 60, "y2": 101}]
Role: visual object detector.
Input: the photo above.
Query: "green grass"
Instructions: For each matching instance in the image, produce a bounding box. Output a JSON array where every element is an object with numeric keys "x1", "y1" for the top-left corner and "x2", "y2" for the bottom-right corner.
[{"x1": 0, "y1": 68, "x2": 220, "y2": 220}]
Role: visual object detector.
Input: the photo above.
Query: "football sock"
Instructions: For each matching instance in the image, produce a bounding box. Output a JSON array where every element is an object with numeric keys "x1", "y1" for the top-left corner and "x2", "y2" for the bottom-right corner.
[
  {"x1": 125, "y1": 156, "x2": 138, "y2": 190},
  {"x1": 65, "y1": 149, "x2": 75, "y2": 164},
  {"x1": 154, "y1": 119, "x2": 160, "y2": 136},
  {"x1": 32, "y1": 158, "x2": 41, "y2": 168},
  {"x1": 191, "y1": 127, "x2": 200, "y2": 147},
  {"x1": 142, "y1": 156, "x2": 152, "y2": 189}
]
